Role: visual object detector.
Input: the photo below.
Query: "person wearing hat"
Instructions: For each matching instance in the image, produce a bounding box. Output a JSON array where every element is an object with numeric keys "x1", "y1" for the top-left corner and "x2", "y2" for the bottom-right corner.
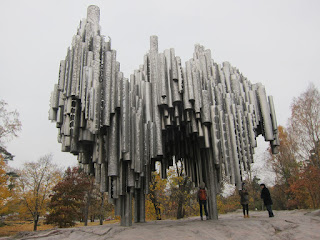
[
  {"x1": 239, "y1": 182, "x2": 249, "y2": 218},
  {"x1": 198, "y1": 182, "x2": 209, "y2": 220}
]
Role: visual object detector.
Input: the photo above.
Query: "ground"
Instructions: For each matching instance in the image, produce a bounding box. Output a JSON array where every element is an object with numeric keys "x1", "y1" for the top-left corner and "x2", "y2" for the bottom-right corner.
[
  {"x1": 1, "y1": 210, "x2": 319, "y2": 240},
  {"x1": 0, "y1": 220, "x2": 119, "y2": 238}
]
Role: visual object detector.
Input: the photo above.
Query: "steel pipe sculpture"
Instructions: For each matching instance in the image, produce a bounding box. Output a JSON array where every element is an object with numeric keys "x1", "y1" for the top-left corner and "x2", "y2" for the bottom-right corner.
[{"x1": 49, "y1": 5, "x2": 279, "y2": 226}]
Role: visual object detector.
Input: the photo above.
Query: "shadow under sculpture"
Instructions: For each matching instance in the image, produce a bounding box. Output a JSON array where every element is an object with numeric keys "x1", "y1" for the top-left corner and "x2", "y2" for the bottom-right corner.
[{"x1": 49, "y1": 5, "x2": 280, "y2": 226}]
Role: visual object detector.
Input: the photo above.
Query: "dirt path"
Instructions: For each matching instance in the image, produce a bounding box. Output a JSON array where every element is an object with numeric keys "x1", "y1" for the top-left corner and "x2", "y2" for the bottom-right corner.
[{"x1": 2, "y1": 210, "x2": 320, "y2": 240}]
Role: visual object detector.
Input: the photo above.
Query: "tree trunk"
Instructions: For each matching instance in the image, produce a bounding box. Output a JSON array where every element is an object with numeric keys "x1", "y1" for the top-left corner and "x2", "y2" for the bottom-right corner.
[
  {"x1": 176, "y1": 184, "x2": 185, "y2": 219},
  {"x1": 84, "y1": 193, "x2": 91, "y2": 226},
  {"x1": 156, "y1": 206, "x2": 161, "y2": 220},
  {"x1": 99, "y1": 194, "x2": 104, "y2": 225},
  {"x1": 150, "y1": 190, "x2": 161, "y2": 220},
  {"x1": 176, "y1": 163, "x2": 185, "y2": 219},
  {"x1": 248, "y1": 171, "x2": 257, "y2": 209},
  {"x1": 177, "y1": 198, "x2": 184, "y2": 219},
  {"x1": 33, "y1": 214, "x2": 39, "y2": 231},
  {"x1": 153, "y1": 202, "x2": 161, "y2": 220}
]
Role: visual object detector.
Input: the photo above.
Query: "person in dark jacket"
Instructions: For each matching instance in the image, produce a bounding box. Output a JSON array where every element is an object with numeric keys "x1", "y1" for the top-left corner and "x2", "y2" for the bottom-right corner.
[
  {"x1": 198, "y1": 182, "x2": 209, "y2": 220},
  {"x1": 260, "y1": 183, "x2": 274, "y2": 217},
  {"x1": 239, "y1": 182, "x2": 249, "y2": 218}
]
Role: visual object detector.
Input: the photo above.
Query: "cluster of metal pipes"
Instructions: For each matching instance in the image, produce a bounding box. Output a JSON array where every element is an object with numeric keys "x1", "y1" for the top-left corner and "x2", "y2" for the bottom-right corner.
[{"x1": 49, "y1": 5, "x2": 279, "y2": 226}]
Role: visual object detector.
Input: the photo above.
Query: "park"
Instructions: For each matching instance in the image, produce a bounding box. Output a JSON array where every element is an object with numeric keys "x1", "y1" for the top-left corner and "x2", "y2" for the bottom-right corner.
[{"x1": 1, "y1": 1, "x2": 320, "y2": 239}]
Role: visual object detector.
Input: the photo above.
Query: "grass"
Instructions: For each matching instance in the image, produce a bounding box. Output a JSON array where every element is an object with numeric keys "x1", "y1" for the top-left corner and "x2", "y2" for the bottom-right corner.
[
  {"x1": 0, "y1": 220, "x2": 55, "y2": 237},
  {"x1": 0, "y1": 219, "x2": 119, "y2": 237}
]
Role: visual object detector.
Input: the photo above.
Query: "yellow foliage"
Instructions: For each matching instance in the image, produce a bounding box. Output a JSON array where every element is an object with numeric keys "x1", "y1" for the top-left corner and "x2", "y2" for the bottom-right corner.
[
  {"x1": 145, "y1": 172, "x2": 168, "y2": 220},
  {"x1": 146, "y1": 166, "x2": 199, "y2": 220},
  {"x1": 14, "y1": 155, "x2": 62, "y2": 224},
  {"x1": 145, "y1": 197, "x2": 157, "y2": 220},
  {"x1": 0, "y1": 220, "x2": 55, "y2": 237},
  {"x1": 217, "y1": 192, "x2": 241, "y2": 214},
  {"x1": 0, "y1": 155, "x2": 11, "y2": 215}
]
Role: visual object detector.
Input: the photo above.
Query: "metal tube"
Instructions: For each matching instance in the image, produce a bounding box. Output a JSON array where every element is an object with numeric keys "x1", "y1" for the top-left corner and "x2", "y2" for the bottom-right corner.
[
  {"x1": 108, "y1": 113, "x2": 119, "y2": 176},
  {"x1": 257, "y1": 84, "x2": 274, "y2": 141},
  {"x1": 102, "y1": 50, "x2": 112, "y2": 126},
  {"x1": 50, "y1": 6, "x2": 280, "y2": 226}
]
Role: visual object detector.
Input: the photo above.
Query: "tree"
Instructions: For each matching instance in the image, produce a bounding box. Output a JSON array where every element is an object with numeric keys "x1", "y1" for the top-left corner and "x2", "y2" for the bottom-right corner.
[
  {"x1": 288, "y1": 164, "x2": 320, "y2": 209},
  {"x1": 241, "y1": 175, "x2": 263, "y2": 210},
  {"x1": 0, "y1": 164, "x2": 20, "y2": 218},
  {"x1": 288, "y1": 85, "x2": 320, "y2": 208},
  {"x1": 269, "y1": 127, "x2": 299, "y2": 185},
  {"x1": 267, "y1": 126, "x2": 300, "y2": 209},
  {"x1": 46, "y1": 167, "x2": 91, "y2": 228},
  {"x1": 266, "y1": 85, "x2": 320, "y2": 210},
  {"x1": 88, "y1": 190, "x2": 102, "y2": 223},
  {"x1": 0, "y1": 100, "x2": 22, "y2": 158},
  {"x1": 216, "y1": 190, "x2": 240, "y2": 214},
  {"x1": 0, "y1": 155, "x2": 10, "y2": 216},
  {"x1": 146, "y1": 171, "x2": 167, "y2": 220},
  {"x1": 0, "y1": 100, "x2": 21, "y2": 216},
  {"x1": 289, "y1": 84, "x2": 320, "y2": 165},
  {"x1": 82, "y1": 175, "x2": 95, "y2": 226},
  {"x1": 97, "y1": 192, "x2": 115, "y2": 223},
  {"x1": 167, "y1": 161, "x2": 195, "y2": 219},
  {"x1": 15, "y1": 154, "x2": 62, "y2": 231}
]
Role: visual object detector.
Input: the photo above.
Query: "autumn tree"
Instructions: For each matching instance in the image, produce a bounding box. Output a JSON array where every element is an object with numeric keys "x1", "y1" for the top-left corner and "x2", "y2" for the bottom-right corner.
[
  {"x1": 0, "y1": 163, "x2": 20, "y2": 219},
  {"x1": 2, "y1": 171, "x2": 20, "y2": 219},
  {"x1": 0, "y1": 99, "x2": 22, "y2": 157},
  {"x1": 146, "y1": 171, "x2": 167, "y2": 220},
  {"x1": 0, "y1": 155, "x2": 10, "y2": 217},
  {"x1": 46, "y1": 167, "x2": 91, "y2": 228},
  {"x1": 167, "y1": 161, "x2": 196, "y2": 219},
  {"x1": 0, "y1": 100, "x2": 21, "y2": 218},
  {"x1": 287, "y1": 165, "x2": 320, "y2": 209},
  {"x1": 87, "y1": 183, "x2": 115, "y2": 224},
  {"x1": 15, "y1": 154, "x2": 62, "y2": 231},
  {"x1": 82, "y1": 175, "x2": 95, "y2": 226},
  {"x1": 284, "y1": 84, "x2": 320, "y2": 208},
  {"x1": 287, "y1": 143, "x2": 320, "y2": 209},
  {"x1": 242, "y1": 175, "x2": 263, "y2": 210},
  {"x1": 217, "y1": 190, "x2": 240, "y2": 214},
  {"x1": 267, "y1": 126, "x2": 300, "y2": 209},
  {"x1": 265, "y1": 84, "x2": 320, "y2": 209},
  {"x1": 89, "y1": 191, "x2": 104, "y2": 223},
  {"x1": 288, "y1": 84, "x2": 320, "y2": 165}
]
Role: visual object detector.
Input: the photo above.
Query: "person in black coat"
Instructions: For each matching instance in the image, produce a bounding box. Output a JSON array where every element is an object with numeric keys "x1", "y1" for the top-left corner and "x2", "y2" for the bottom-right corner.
[{"x1": 260, "y1": 183, "x2": 274, "y2": 217}]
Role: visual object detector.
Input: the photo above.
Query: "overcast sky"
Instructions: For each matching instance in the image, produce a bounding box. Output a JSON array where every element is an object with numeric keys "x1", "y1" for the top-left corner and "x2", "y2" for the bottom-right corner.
[{"x1": 1, "y1": 0, "x2": 320, "y2": 181}]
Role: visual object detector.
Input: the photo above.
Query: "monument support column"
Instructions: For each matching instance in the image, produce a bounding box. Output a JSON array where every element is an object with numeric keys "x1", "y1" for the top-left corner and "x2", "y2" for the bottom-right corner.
[
  {"x1": 206, "y1": 149, "x2": 218, "y2": 220},
  {"x1": 123, "y1": 188, "x2": 133, "y2": 226},
  {"x1": 134, "y1": 188, "x2": 140, "y2": 223}
]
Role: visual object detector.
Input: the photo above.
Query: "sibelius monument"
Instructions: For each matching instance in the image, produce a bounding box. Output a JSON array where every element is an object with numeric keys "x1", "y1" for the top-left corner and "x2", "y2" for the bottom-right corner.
[{"x1": 49, "y1": 5, "x2": 279, "y2": 226}]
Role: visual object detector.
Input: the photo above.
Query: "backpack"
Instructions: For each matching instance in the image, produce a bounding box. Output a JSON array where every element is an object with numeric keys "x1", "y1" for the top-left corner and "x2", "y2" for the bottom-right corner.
[{"x1": 199, "y1": 189, "x2": 207, "y2": 201}]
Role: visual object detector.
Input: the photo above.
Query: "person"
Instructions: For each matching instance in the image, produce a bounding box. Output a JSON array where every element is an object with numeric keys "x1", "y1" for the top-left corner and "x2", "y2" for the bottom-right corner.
[
  {"x1": 198, "y1": 182, "x2": 209, "y2": 220},
  {"x1": 239, "y1": 183, "x2": 249, "y2": 218},
  {"x1": 260, "y1": 183, "x2": 274, "y2": 217}
]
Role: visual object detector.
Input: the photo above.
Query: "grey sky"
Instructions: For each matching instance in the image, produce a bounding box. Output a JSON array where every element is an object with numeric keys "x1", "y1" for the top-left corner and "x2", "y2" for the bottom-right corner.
[{"x1": 1, "y1": 0, "x2": 320, "y2": 177}]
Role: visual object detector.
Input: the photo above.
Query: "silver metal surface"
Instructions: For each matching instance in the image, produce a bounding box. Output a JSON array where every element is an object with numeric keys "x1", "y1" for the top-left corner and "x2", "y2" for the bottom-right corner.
[{"x1": 49, "y1": 5, "x2": 280, "y2": 227}]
